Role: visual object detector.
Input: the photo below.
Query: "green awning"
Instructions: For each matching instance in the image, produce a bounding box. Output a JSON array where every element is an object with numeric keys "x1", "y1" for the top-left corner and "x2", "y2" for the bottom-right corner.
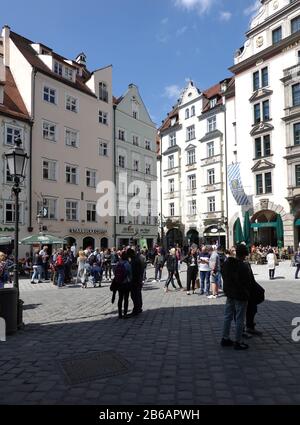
[
  {"x1": 296, "y1": 219, "x2": 300, "y2": 227},
  {"x1": 251, "y1": 222, "x2": 277, "y2": 228}
]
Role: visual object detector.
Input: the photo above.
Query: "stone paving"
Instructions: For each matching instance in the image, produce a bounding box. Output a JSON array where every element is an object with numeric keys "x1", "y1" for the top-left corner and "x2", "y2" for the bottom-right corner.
[{"x1": 0, "y1": 260, "x2": 300, "y2": 405}]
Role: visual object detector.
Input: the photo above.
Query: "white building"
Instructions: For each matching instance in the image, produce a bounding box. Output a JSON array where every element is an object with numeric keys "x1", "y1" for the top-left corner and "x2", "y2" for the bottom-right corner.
[
  {"x1": 158, "y1": 80, "x2": 231, "y2": 248},
  {"x1": 1, "y1": 26, "x2": 114, "y2": 251},
  {"x1": 114, "y1": 84, "x2": 158, "y2": 249},
  {"x1": 226, "y1": 0, "x2": 300, "y2": 249},
  {"x1": 0, "y1": 45, "x2": 31, "y2": 255}
]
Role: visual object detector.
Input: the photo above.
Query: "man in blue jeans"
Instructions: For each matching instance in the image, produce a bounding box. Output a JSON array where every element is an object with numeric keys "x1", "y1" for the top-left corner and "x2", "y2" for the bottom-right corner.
[
  {"x1": 220, "y1": 244, "x2": 251, "y2": 350},
  {"x1": 198, "y1": 246, "x2": 211, "y2": 295}
]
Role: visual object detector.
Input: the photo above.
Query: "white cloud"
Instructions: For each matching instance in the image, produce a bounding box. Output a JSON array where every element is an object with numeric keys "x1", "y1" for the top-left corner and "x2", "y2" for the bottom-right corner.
[
  {"x1": 244, "y1": 0, "x2": 260, "y2": 16},
  {"x1": 176, "y1": 26, "x2": 188, "y2": 36},
  {"x1": 161, "y1": 17, "x2": 169, "y2": 25},
  {"x1": 163, "y1": 85, "x2": 182, "y2": 99},
  {"x1": 156, "y1": 33, "x2": 170, "y2": 43},
  {"x1": 174, "y1": 0, "x2": 214, "y2": 15},
  {"x1": 219, "y1": 11, "x2": 232, "y2": 22}
]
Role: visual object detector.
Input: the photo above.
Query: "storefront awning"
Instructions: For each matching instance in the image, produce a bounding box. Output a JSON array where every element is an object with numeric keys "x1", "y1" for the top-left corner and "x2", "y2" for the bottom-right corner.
[
  {"x1": 295, "y1": 219, "x2": 300, "y2": 227},
  {"x1": 251, "y1": 222, "x2": 277, "y2": 228}
]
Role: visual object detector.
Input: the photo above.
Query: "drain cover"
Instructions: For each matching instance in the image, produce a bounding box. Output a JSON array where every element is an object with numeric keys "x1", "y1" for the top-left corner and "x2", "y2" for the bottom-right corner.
[{"x1": 59, "y1": 351, "x2": 130, "y2": 385}]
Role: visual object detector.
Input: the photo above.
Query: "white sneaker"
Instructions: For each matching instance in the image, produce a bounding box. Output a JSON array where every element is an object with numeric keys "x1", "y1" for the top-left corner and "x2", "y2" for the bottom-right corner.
[
  {"x1": 186, "y1": 291, "x2": 191, "y2": 295},
  {"x1": 207, "y1": 294, "x2": 217, "y2": 299},
  {"x1": 152, "y1": 279, "x2": 157, "y2": 283}
]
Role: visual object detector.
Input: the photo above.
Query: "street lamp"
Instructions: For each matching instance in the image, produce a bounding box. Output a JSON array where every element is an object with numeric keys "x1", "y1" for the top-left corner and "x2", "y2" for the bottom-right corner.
[
  {"x1": 5, "y1": 136, "x2": 29, "y2": 293},
  {"x1": 217, "y1": 220, "x2": 222, "y2": 248}
]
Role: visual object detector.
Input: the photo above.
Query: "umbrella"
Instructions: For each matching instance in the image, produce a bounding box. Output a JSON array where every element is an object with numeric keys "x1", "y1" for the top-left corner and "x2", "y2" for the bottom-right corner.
[
  {"x1": 234, "y1": 218, "x2": 244, "y2": 244},
  {"x1": 243, "y1": 211, "x2": 251, "y2": 248},
  {"x1": 20, "y1": 233, "x2": 66, "y2": 245},
  {"x1": 0, "y1": 236, "x2": 13, "y2": 245},
  {"x1": 276, "y1": 214, "x2": 284, "y2": 248}
]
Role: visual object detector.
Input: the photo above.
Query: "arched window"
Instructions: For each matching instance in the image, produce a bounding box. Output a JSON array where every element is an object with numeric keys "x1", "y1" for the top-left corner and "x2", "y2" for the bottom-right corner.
[
  {"x1": 185, "y1": 108, "x2": 190, "y2": 119},
  {"x1": 99, "y1": 82, "x2": 108, "y2": 102},
  {"x1": 191, "y1": 106, "x2": 195, "y2": 116}
]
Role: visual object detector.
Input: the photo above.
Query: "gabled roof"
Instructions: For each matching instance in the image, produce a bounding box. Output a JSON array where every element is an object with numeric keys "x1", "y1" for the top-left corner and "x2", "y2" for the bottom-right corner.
[
  {"x1": 202, "y1": 77, "x2": 234, "y2": 112},
  {"x1": 159, "y1": 106, "x2": 179, "y2": 133},
  {"x1": 10, "y1": 31, "x2": 96, "y2": 98},
  {"x1": 0, "y1": 67, "x2": 30, "y2": 121}
]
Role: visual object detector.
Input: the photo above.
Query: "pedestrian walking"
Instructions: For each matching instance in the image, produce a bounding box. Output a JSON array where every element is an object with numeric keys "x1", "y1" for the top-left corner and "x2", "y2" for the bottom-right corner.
[
  {"x1": 164, "y1": 248, "x2": 178, "y2": 292},
  {"x1": 182, "y1": 247, "x2": 198, "y2": 295},
  {"x1": 153, "y1": 248, "x2": 164, "y2": 282},
  {"x1": 31, "y1": 249, "x2": 43, "y2": 284},
  {"x1": 266, "y1": 248, "x2": 277, "y2": 280},
  {"x1": 126, "y1": 248, "x2": 144, "y2": 316}
]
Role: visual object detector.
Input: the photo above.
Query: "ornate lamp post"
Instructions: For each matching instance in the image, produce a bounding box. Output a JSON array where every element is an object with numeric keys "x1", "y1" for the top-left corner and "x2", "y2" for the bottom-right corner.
[{"x1": 5, "y1": 136, "x2": 29, "y2": 293}]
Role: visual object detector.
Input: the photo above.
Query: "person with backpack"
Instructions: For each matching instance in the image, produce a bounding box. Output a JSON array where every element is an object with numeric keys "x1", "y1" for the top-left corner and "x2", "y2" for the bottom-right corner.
[
  {"x1": 111, "y1": 251, "x2": 132, "y2": 318},
  {"x1": 55, "y1": 248, "x2": 65, "y2": 288}
]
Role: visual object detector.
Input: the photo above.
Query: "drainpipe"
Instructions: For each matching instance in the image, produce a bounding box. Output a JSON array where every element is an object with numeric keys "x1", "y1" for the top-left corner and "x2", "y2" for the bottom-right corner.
[
  {"x1": 113, "y1": 104, "x2": 117, "y2": 247},
  {"x1": 28, "y1": 69, "x2": 37, "y2": 233},
  {"x1": 223, "y1": 103, "x2": 229, "y2": 250}
]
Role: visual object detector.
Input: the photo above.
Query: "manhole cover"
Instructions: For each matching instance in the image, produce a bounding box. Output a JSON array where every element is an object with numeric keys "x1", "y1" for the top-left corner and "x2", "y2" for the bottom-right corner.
[{"x1": 59, "y1": 351, "x2": 130, "y2": 385}]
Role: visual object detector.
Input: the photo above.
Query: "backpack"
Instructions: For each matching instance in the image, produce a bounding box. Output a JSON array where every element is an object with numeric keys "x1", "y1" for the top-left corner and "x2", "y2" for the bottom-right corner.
[
  {"x1": 55, "y1": 255, "x2": 64, "y2": 267},
  {"x1": 114, "y1": 262, "x2": 127, "y2": 285}
]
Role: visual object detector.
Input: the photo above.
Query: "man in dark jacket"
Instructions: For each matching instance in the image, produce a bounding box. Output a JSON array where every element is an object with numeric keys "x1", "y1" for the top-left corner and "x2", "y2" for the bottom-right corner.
[
  {"x1": 220, "y1": 244, "x2": 251, "y2": 350},
  {"x1": 126, "y1": 248, "x2": 144, "y2": 317},
  {"x1": 164, "y1": 248, "x2": 178, "y2": 292}
]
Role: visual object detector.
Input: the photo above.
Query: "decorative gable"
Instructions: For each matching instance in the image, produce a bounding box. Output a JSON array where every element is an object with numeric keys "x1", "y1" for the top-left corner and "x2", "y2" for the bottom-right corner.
[
  {"x1": 249, "y1": 88, "x2": 273, "y2": 103},
  {"x1": 250, "y1": 121, "x2": 274, "y2": 136},
  {"x1": 251, "y1": 158, "x2": 275, "y2": 172},
  {"x1": 185, "y1": 144, "x2": 196, "y2": 151}
]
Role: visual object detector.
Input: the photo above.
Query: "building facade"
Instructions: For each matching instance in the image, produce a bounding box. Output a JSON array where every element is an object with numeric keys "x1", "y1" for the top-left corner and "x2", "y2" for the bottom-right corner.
[
  {"x1": 226, "y1": 0, "x2": 300, "y2": 249},
  {"x1": 1, "y1": 26, "x2": 114, "y2": 251},
  {"x1": 114, "y1": 84, "x2": 158, "y2": 249},
  {"x1": 0, "y1": 44, "x2": 31, "y2": 255}
]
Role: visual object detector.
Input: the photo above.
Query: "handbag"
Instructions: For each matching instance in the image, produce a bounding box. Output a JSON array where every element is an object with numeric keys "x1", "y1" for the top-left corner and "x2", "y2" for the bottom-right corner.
[{"x1": 250, "y1": 280, "x2": 265, "y2": 305}]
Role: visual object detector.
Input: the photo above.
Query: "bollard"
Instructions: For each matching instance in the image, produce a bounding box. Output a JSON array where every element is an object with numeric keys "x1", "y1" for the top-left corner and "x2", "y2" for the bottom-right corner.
[{"x1": 0, "y1": 317, "x2": 6, "y2": 342}]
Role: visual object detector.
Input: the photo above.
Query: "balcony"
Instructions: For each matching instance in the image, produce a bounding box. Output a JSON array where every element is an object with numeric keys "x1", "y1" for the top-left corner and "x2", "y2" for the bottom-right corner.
[
  {"x1": 287, "y1": 186, "x2": 300, "y2": 200},
  {"x1": 164, "y1": 191, "x2": 180, "y2": 200},
  {"x1": 163, "y1": 166, "x2": 180, "y2": 177},
  {"x1": 202, "y1": 182, "x2": 223, "y2": 193},
  {"x1": 283, "y1": 63, "x2": 300, "y2": 80},
  {"x1": 202, "y1": 211, "x2": 223, "y2": 221},
  {"x1": 285, "y1": 143, "x2": 300, "y2": 160}
]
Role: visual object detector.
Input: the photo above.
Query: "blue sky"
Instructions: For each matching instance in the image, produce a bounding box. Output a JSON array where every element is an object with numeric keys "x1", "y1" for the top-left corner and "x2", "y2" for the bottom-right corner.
[{"x1": 2, "y1": 0, "x2": 260, "y2": 126}]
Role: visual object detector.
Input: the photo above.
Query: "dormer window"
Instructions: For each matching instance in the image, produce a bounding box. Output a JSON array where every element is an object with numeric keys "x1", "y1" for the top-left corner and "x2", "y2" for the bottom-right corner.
[
  {"x1": 99, "y1": 82, "x2": 108, "y2": 103},
  {"x1": 64, "y1": 67, "x2": 74, "y2": 81},
  {"x1": 171, "y1": 117, "x2": 176, "y2": 126},
  {"x1": 54, "y1": 61, "x2": 62, "y2": 76},
  {"x1": 210, "y1": 98, "x2": 217, "y2": 108}
]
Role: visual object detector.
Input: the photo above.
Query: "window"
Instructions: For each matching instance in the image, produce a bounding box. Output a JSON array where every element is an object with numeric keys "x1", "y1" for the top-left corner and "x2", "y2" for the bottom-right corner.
[
  {"x1": 254, "y1": 103, "x2": 261, "y2": 124},
  {"x1": 210, "y1": 98, "x2": 217, "y2": 108},
  {"x1": 207, "y1": 141, "x2": 214, "y2": 157},
  {"x1": 99, "y1": 141, "x2": 108, "y2": 156},
  {"x1": 5, "y1": 125, "x2": 22, "y2": 146},
  {"x1": 119, "y1": 155, "x2": 125, "y2": 168},
  {"x1": 207, "y1": 116, "x2": 216, "y2": 132},
  {"x1": 253, "y1": 71, "x2": 260, "y2": 91},
  {"x1": 86, "y1": 169, "x2": 96, "y2": 188},
  {"x1": 208, "y1": 197, "x2": 215, "y2": 212},
  {"x1": 255, "y1": 137, "x2": 262, "y2": 158},
  {"x1": 296, "y1": 165, "x2": 300, "y2": 187},
  {"x1": 261, "y1": 67, "x2": 269, "y2": 88},
  {"x1": 294, "y1": 122, "x2": 300, "y2": 145},
  {"x1": 169, "y1": 179, "x2": 174, "y2": 193},
  {"x1": 64, "y1": 67, "x2": 73, "y2": 81},
  {"x1": 87, "y1": 203, "x2": 96, "y2": 222},
  {"x1": 66, "y1": 201, "x2": 78, "y2": 221},
  {"x1": 43, "y1": 121, "x2": 56, "y2": 142},
  {"x1": 43, "y1": 86, "x2": 56, "y2": 104},
  {"x1": 272, "y1": 27, "x2": 282, "y2": 44},
  {"x1": 65, "y1": 128, "x2": 78, "y2": 147},
  {"x1": 171, "y1": 117, "x2": 176, "y2": 126},
  {"x1": 168, "y1": 155, "x2": 174, "y2": 169},
  {"x1": 133, "y1": 135, "x2": 139, "y2": 146},
  {"x1": 5, "y1": 162, "x2": 13, "y2": 183},
  {"x1": 188, "y1": 199, "x2": 197, "y2": 216},
  {"x1": 133, "y1": 216, "x2": 139, "y2": 225},
  {"x1": 187, "y1": 125, "x2": 195, "y2": 141},
  {"x1": 191, "y1": 106, "x2": 195, "y2": 116},
  {"x1": 42, "y1": 198, "x2": 57, "y2": 219},
  {"x1": 118, "y1": 129, "x2": 125, "y2": 141},
  {"x1": 263, "y1": 100, "x2": 270, "y2": 120},
  {"x1": 145, "y1": 163, "x2": 151, "y2": 175},
  {"x1": 119, "y1": 210, "x2": 125, "y2": 224},
  {"x1": 187, "y1": 174, "x2": 196, "y2": 190},
  {"x1": 292, "y1": 83, "x2": 300, "y2": 107},
  {"x1": 99, "y1": 110, "x2": 108, "y2": 124},
  {"x1": 187, "y1": 149, "x2": 196, "y2": 165},
  {"x1": 291, "y1": 15, "x2": 300, "y2": 34},
  {"x1": 99, "y1": 82, "x2": 108, "y2": 102},
  {"x1": 254, "y1": 135, "x2": 271, "y2": 158},
  {"x1": 207, "y1": 169, "x2": 215, "y2": 185},
  {"x1": 132, "y1": 105, "x2": 139, "y2": 119},
  {"x1": 145, "y1": 140, "x2": 151, "y2": 150},
  {"x1": 4, "y1": 202, "x2": 22, "y2": 224},
  {"x1": 66, "y1": 165, "x2": 78, "y2": 184},
  {"x1": 169, "y1": 203, "x2": 175, "y2": 217},
  {"x1": 133, "y1": 160, "x2": 139, "y2": 172},
  {"x1": 264, "y1": 135, "x2": 271, "y2": 156},
  {"x1": 169, "y1": 133, "x2": 176, "y2": 147},
  {"x1": 42, "y1": 160, "x2": 56, "y2": 181},
  {"x1": 66, "y1": 95, "x2": 78, "y2": 112},
  {"x1": 54, "y1": 62, "x2": 62, "y2": 76},
  {"x1": 185, "y1": 108, "x2": 190, "y2": 119},
  {"x1": 256, "y1": 172, "x2": 272, "y2": 194}
]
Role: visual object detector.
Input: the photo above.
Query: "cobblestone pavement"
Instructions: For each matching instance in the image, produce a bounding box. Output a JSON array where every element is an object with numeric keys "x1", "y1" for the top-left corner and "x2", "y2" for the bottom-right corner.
[{"x1": 1, "y1": 261, "x2": 300, "y2": 405}]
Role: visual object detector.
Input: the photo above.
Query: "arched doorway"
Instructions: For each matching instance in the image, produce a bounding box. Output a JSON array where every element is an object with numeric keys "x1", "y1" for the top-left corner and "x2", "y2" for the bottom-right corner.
[
  {"x1": 166, "y1": 228, "x2": 183, "y2": 249},
  {"x1": 100, "y1": 237, "x2": 108, "y2": 249},
  {"x1": 83, "y1": 236, "x2": 95, "y2": 250},
  {"x1": 204, "y1": 225, "x2": 226, "y2": 247},
  {"x1": 251, "y1": 210, "x2": 279, "y2": 246},
  {"x1": 186, "y1": 229, "x2": 199, "y2": 246},
  {"x1": 64, "y1": 236, "x2": 76, "y2": 248}
]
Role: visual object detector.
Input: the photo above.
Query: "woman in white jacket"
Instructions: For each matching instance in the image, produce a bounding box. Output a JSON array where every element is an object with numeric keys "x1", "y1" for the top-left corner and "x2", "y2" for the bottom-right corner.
[{"x1": 266, "y1": 248, "x2": 277, "y2": 280}]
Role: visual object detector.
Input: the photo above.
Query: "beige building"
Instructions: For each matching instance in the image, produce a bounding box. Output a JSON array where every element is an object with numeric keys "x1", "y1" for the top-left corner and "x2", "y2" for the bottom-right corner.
[{"x1": 1, "y1": 26, "x2": 114, "y2": 250}]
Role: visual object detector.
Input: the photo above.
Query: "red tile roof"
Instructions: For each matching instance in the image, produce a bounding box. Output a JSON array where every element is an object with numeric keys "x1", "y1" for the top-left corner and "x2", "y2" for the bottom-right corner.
[
  {"x1": 159, "y1": 107, "x2": 179, "y2": 133},
  {"x1": 10, "y1": 31, "x2": 96, "y2": 98},
  {"x1": 0, "y1": 67, "x2": 30, "y2": 121}
]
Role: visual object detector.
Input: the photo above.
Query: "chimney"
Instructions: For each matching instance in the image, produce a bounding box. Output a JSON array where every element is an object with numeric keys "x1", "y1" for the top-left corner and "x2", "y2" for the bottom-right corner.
[{"x1": 1, "y1": 25, "x2": 10, "y2": 66}]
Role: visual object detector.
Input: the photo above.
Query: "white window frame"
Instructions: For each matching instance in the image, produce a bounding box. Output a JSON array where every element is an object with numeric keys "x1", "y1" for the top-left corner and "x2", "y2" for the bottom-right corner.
[
  {"x1": 65, "y1": 94, "x2": 78, "y2": 113},
  {"x1": 188, "y1": 199, "x2": 197, "y2": 216},
  {"x1": 86, "y1": 169, "x2": 96, "y2": 188},
  {"x1": 65, "y1": 200, "x2": 79, "y2": 221},
  {"x1": 42, "y1": 159, "x2": 57, "y2": 181},
  {"x1": 54, "y1": 61, "x2": 63, "y2": 76},
  {"x1": 207, "y1": 116, "x2": 217, "y2": 132},
  {"x1": 187, "y1": 174, "x2": 196, "y2": 190},
  {"x1": 210, "y1": 98, "x2": 217, "y2": 108},
  {"x1": 99, "y1": 82, "x2": 109, "y2": 102},
  {"x1": 64, "y1": 67, "x2": 74, "y2": 81},
  {"x1": 65, "y1": 127, "x2": 79, "y2": 148},
  {"x1": 169, "y1": 133, "x2": 176, "y2": 147},
  {"x1": 65, "y1": 164, "x2": 79, "y2": 185},
  {"x1": 43, "y1": 85, "x2": 57, "y2": 105},
  {"x1": 145, "y1": 140, "x2": 151, "y2": 150},
  {"x1": 99, "y1": 140, "x2": 108, "y2": 156},
  {"x1": 118, "y1": 129, "x2": 126, "y2": 141},
  {"x1": 169, "y1": 203, "x2": 175, "y2": 217},
  {"x1": 133, "y1": 159, "x2": 139, "y2": 172},
  {"x1": 168, "y1": 155, "x2": 174, "y2": 169},
  {"x1": 86, "y1": 202, "x2": 97, "y2": 222},
  {"x1": 169, "y1": 178, "x2": 174, "y2": 193},
  {"x1": 208, "y1": 197, "x2": 216, "y2": 212},
  {"x1": 43, "y1": 121, "x2": 56, "y2": 142},
  {"x1": 42, "y1": 197, "x2": 58, "y2": 220},
  {"x1": 145, "y1": 163, "x2": 151, "y2": 175},
  {"x1": 4, "y1": 200, "x2": 23, "y2": 224},
  {"x1": 5, "y1": 161, "x2": 13, "y2": 184},
  {"x1": 207, "y1": 169, "x2": 215, "y2": 185},
  {"x1": 119, "y1": 155, "x2": 125, "y2": 168},
  {"x1": 207, "y1": 141, "x2": 215, "y2": 157},
  {"x1": 132, "y1": 134, "x2": 139, "y2": 146},
  {"x1": 191, "y1": 106, "x2": 196, "y2": 117},
  {"x1": 187, "y1": 149, "x2": 196, "y2": 165},
  {"x1": 99, "y1": 110, "x2": 108, "y2": 125},
  {"x1": 187, "y1": 125, "x2": 195, "y2": 141},
  {"x1": 4, "y1": 124, "x2": 23, "y2": 146}
]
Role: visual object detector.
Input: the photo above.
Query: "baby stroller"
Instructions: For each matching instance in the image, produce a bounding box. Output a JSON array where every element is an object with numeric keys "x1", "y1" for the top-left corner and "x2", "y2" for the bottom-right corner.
[{"x1": 84, "y1": 262, "x2": 102, "y2": 287}]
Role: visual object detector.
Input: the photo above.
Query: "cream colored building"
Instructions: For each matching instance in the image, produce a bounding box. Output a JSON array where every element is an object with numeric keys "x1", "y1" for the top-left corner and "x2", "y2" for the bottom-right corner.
[{"x1": 1, "y1": 26, "x2": 114, "y2": 250}]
